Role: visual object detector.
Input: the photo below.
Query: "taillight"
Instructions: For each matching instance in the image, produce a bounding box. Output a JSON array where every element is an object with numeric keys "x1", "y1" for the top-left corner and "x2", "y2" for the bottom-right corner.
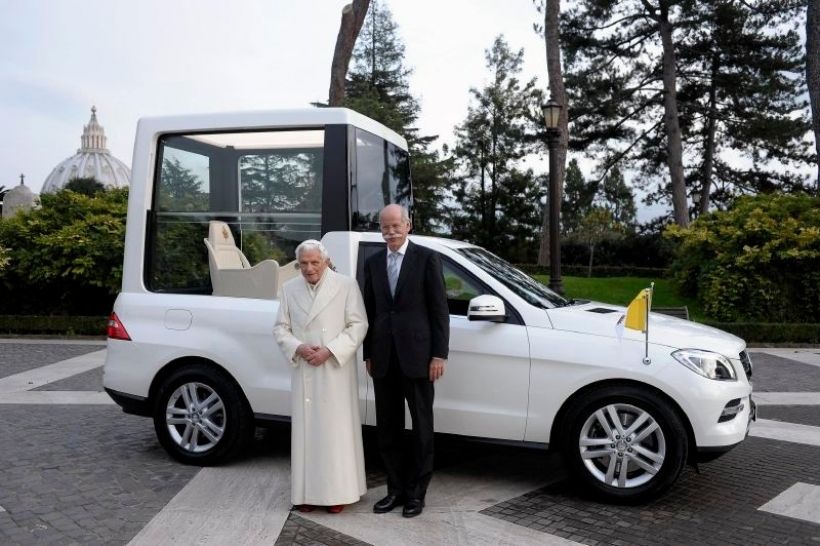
[{"x1": 107, "y1": 312, "x2": 131, "y2": 341}]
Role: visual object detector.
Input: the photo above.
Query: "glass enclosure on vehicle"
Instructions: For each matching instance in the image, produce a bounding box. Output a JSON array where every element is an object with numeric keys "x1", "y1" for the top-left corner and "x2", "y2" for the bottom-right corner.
[{"x1": 146, "y1": 124, "x2": 411, "y2": 293}]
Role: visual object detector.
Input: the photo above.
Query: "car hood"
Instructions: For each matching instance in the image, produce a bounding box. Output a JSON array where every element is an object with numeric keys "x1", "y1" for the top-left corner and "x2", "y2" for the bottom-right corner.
[{"x1": 547, "y1": 301, "x2": 746, "y2": 358}]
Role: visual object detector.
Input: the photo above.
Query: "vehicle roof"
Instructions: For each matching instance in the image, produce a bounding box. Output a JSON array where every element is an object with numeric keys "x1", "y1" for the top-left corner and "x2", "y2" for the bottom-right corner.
[{"x1": 136, "y1": 108, "x2": 408, "y2": 150}]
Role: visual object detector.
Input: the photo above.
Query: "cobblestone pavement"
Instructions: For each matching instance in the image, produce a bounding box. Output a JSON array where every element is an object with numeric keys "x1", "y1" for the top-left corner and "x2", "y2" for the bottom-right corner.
[
  {"x1": 749, "y1": 352, "x2": 820, "y2": 392},
  {"x1": 0, "y1": 343, "x2": 819, "y2": 545},
  {"x1": 0, "y1": 342, "x2": 102, "y2": 379}
]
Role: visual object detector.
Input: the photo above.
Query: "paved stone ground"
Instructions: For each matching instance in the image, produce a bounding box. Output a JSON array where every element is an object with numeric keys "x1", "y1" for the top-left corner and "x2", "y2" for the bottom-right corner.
[
  {"x1": 275, "y1": 513, "x2": 372, "y2": 546},
  {"x1": 483, "y1": 437, "x2": 820, "y2": 546},
  {"x1": 0, "y1": 343, "x2": 101, "y2": 379},
  {"x1": 749, "y1": 352, "x2": 820, "y2": 392},
  {"x1": 1, "y1": 343, "x2": 819, "y2": 545},
  {"x1": 34, "y1": 367, "x2": 103, "y2": 392},
  {"x1": 0, "y1": 405, "x2": 199, "y2": 545},
  {"x1": 759, "y1": 405, "x2": 820, "y2": 428}
]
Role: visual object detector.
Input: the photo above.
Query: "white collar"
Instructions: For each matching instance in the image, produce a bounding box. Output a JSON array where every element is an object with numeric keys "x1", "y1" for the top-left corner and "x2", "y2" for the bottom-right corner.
[{"x1": 387, "y1": 239, "x2": 409, "y2": 257}]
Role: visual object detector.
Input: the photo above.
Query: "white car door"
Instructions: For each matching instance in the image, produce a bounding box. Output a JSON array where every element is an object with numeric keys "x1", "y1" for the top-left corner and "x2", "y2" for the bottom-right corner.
[{"x1": 362, "y1": 254, "x2": 531, "y2": 441}]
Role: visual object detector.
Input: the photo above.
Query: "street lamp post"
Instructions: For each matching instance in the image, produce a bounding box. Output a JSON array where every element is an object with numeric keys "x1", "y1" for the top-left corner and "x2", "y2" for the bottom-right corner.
[{"x1": 542, "y1": 98, "x2": 564, "y2": 295}]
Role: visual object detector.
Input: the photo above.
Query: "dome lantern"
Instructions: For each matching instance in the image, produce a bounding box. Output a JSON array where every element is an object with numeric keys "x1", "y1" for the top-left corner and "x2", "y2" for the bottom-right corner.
[{"x1": 41, "y1": 106, "x2": 131, "y2": 194}]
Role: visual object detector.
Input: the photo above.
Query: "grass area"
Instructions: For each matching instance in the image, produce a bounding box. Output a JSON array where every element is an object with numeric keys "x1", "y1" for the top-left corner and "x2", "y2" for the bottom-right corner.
[{"x1": 533, "y1": 275, "x2": 705, "y2": 320}]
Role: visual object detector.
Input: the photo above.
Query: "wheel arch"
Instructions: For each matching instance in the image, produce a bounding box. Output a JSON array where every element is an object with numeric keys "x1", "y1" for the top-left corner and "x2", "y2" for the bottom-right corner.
[
  {"x1": 148, "y1": 356, "x2": 252, "y2": 413},
  {"x1": 549, "y1": 379, "x2": 697, "y2": 463}
]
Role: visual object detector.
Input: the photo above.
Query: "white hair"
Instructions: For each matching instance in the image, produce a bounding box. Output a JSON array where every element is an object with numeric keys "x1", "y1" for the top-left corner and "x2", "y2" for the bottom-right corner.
[
  {"x1": 295, "y1": 239, "x2": 330, "y2": 261},
  {"x1": 379, "y1": 204, "x2": 411, "y2": 224}
]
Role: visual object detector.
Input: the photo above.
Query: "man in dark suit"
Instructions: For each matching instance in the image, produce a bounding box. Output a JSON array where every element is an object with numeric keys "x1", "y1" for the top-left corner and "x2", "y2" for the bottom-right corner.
[{"x1": 363, "y1": 204, "x2": 449, "y2": 518}]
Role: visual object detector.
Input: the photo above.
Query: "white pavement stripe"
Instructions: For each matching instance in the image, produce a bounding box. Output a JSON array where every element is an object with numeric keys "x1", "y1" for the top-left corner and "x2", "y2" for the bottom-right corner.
[
  {"x1": 0, "y1": 391, "x2": 114, "y2": 405},
  {"x1": 128, "y1": 459, "x2": 292, "y2": 546},
  {"x1": 759, "y1": 482, "x2": 820, "y2": 525},
  {"x1": 0, "y1": 350, "x2": 106, "y2": 393},
  {"x1": 750, "y1": 419, "x2": 820, "y2": 447},
  {"x1": 302, "y1": 455, "x2": 580, "y2": 546},
  {"x1": 754, "y1": 392, "x2": 820, "y2": 406},
  {"x1": 750, "y1": 348, "x2": 820, "y2": 369}
]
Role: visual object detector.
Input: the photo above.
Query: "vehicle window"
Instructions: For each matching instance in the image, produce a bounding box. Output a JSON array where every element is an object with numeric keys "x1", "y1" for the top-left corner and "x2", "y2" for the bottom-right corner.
[
  {"x1": 147, "y1": 130, "x2": 324, "y2": 293},
  {"x1": 441, "y1": 259, "x2": 484, "y2": 316},
  {"x1": 458, "y1": 247, "x2": 568, "y2": 309},
  {"x1": 352, "y1": 128, "x2": 411, "y2": 231}
]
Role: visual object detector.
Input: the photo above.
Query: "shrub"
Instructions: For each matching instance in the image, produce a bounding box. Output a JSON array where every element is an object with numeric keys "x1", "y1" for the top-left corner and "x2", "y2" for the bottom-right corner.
[
  {"x1": 665, "y1": 194, "x2": 820, "y2": 322},
  {"x1": 0, "y1": 188, "x2": 128, "y2": 315}
]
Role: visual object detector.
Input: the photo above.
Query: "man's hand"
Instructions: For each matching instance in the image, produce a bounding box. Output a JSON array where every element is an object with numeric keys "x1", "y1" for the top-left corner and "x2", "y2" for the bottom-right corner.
[
  {"x1": 429, "y1": 357, "x2": 446, "y2": 382},
  {"x1": 365, "y1": 359, "x2": 373, "y2": 376},
  {"x1": 295, "y1": 344, "x2": 316, "y2": 360},
  {"x1": 306, "y1": 347, "x2": 332, "y2": 366}
]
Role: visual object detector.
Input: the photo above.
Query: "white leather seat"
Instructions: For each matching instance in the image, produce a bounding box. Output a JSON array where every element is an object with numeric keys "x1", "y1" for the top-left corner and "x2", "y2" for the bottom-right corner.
[{"x1": 203, "y1": 221, "x2": 279, "y2": 299}]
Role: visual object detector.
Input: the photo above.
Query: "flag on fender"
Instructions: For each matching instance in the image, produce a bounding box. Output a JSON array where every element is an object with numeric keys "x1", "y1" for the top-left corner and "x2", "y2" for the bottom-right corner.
[{"x1": 625, "y1": 288, "x2": 652, "y2": 332}]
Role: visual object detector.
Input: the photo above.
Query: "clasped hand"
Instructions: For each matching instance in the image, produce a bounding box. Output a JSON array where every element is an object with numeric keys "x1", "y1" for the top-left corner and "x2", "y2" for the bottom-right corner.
[{"x1": 296, "y1": 344, "x2": 332, "y2": 366}]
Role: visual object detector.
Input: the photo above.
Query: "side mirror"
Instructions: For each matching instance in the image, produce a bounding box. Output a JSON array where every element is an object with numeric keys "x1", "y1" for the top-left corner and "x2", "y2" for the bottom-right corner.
[{"x1": 467, "y1": 295, "x2": 506, "y2": 322}]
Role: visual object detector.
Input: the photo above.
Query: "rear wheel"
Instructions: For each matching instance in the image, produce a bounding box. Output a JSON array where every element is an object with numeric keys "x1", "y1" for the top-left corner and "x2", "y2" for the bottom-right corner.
[
  {"x1": 561, "y1": 385, "x2": 688, "y2": 503},
  {"x1": 153, "y1": 364, "x2": 252, "y2": 465}
]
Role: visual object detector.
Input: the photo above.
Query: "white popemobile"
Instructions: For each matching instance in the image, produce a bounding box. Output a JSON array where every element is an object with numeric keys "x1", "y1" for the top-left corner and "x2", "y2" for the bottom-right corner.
[{"x1": 103, "y1": 108, "x2": 754, "y2": 503}]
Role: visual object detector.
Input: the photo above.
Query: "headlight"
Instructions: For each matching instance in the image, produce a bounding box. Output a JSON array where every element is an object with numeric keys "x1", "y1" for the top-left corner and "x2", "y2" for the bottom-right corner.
[{"x1": 672, "y1": 349, "x2": 737, "y2": 381}]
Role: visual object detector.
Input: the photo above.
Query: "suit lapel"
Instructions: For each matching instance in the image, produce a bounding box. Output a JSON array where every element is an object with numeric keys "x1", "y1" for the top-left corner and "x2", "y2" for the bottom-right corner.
[
  {"x1": 290, "y1": 279, "x2": 313, "y2": 316},
  {"x1": 304, "y1": 270, "x2": 341, "y2": 326}
]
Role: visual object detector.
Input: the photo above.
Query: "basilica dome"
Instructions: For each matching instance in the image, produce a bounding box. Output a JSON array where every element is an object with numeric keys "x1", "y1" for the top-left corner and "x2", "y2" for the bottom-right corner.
[{"x1": 41, "y1": 107, "x2": 131, "y2": 194}]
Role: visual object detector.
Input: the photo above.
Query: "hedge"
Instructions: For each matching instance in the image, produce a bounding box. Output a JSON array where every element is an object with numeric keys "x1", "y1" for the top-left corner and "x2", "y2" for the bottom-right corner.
[
  {"x1": 0, "y1": 315, "x2": 107, "y2": 336},
  {"x1": 702, "y1": 322, "x2": 820, "y2": 345},
  {"x1": 516, "y1": 264, "x2": 668, "y2": 278}
]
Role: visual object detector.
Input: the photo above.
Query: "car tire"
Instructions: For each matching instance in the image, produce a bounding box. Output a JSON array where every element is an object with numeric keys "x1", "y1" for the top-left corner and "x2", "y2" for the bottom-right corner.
[
  {"x1": 561, "y1": 385, "x2": 688, "y2": 503},
  {"x1": 153, "y1": 363, "x2": 253, "y2": 466}
]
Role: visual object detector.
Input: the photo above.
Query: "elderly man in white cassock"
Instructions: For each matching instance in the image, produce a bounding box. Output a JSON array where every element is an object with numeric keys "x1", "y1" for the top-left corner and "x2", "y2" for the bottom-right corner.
[{"x1": 274, "y1": 239, "x2": 369, "y2": 514}]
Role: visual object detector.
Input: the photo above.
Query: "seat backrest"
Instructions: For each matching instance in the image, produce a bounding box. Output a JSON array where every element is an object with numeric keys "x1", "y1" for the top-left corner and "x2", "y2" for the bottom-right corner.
[{"x1": 205, "y1": 221, "x2": 249, "y2": 270}]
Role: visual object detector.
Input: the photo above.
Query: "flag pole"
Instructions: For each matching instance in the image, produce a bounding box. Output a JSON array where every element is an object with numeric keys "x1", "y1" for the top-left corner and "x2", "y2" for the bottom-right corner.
[{"x1": 643, "y1": 282, "x2": 654, "y2": 365}]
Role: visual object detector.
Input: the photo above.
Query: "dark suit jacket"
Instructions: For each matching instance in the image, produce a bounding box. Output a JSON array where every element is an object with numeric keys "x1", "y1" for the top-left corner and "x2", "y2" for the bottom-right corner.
[{"x1": 362, "y1": 241, "x2": 450, "y2": 379}]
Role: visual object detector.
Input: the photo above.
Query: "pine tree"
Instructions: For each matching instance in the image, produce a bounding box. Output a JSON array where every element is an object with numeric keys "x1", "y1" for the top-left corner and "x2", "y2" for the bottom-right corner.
[
  {"x1": 678, "y1": 1, "x2": 812, "y2": 212},
  {"x1": 599, "y1": 166, "x2": 637, "y2": 227},
  {"x1": 562, "y1": 0, "x2": 814, "y2": 219},
  {"x1": 344, "y1": 0, "x2": 449, "y2": 234},
  {"x1": 561, "y1": 159, "x2": 597, "y2": 233},
  {"x1": 450, "y1": 36, "x2": 541, "y2": 257}
]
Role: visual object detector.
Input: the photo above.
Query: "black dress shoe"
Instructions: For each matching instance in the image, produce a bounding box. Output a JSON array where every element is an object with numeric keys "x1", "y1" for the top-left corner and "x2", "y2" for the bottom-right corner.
[
  {"x1": 402, "y1": 498, "x2": 424, "y2": 518},
  {"x1": 373, "y1": 494, "x2": 404, "y2": 513}
]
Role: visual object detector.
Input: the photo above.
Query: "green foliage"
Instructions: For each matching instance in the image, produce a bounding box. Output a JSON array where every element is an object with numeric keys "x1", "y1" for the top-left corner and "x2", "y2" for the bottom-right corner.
[
  {"x1": 700, "y1": 322, "x2": 820, "y2": 345},
  {"x1": 343, "y1": 0, "x2": 450, "y2": 234},
  {"x1": 64, "y1": 177, "x2": 105, "y2": 196},
  {"x1": 0, "y1": 243, "x2": 9, "y2": 272},
  {"x1": 0, "y1": 315, "x2": 107, "y2": 336},
  {"x1": 449, "y1": 35, "x2": 542, "y2": 261},
  {"x1": 561, "y1": 0, "x2": 814, "y2": 208},
  {"x1": 0, "y1": 188, "x2": 128, "y2": 315},
  {"x1": 561, "y1": 159, "x2": 598, "y2": 233},
  {"x1": 665, "y1": 193, "x2": 820, "y2": 322}
]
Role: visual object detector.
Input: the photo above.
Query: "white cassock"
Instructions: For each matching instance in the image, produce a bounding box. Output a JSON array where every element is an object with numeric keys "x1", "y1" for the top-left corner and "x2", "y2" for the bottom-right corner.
[{"x1": 273, "y1": 268, "x2": 369, "y2": 505}]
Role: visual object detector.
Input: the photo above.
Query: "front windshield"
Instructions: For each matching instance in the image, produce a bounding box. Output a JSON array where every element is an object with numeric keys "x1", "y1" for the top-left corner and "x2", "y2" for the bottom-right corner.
[{"x1": 458, "y1": 247, "x2": 569, "y2": 309}]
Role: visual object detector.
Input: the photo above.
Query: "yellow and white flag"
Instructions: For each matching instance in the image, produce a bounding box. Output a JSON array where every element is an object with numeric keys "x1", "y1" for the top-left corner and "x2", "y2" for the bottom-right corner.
[{"x1": 625, "y1": 288, "x2": 652, "y2": 332}]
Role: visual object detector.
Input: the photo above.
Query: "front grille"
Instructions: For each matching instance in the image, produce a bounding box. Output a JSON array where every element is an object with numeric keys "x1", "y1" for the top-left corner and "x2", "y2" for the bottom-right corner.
[{"x1": 739, "y1": 350, "x2": 753, "y2": 379}]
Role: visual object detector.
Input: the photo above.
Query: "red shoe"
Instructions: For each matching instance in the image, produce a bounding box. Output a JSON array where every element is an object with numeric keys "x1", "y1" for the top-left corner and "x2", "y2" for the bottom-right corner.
[
  {"x1": 297, "y1": 504, "x2": 315, "y2": 513},
  {"x1": 327, "y1": 505, "x2": 344, "y2": 514}
]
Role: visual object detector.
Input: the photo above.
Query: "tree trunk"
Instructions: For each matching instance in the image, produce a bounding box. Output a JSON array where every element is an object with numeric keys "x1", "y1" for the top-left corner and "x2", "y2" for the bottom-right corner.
[
  {"x1": 657, "y1": 1, "x2": 689, "y2": 227},
  {"x1": 587, "y1": 243, "x2": 594, "y2": 278},
  {"x1": 538, "y1": 0, "x2": 569, "y2": 266},
  {"x1": 328, "y1": 0, "x2": 371, "y2": 106},
  {"x1": 699, "y1": 51, "x2": 720, "y2": 216},
  {"x1": 808, "y1": 0, "x2": 820, "y2": 193}
]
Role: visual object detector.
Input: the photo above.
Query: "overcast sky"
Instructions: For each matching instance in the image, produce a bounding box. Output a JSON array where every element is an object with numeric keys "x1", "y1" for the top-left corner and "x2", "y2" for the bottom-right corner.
[{"x1": 2, "y1": 0, "x2": 669, "y2": 217}]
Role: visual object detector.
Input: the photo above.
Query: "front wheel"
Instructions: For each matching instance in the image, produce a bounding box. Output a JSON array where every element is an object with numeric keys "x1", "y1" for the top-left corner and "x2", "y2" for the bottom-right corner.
[
  {"x1": 153, "y1": 364, "x2": 252, "y2": 465},
  {"x1": 561, "y1": 385, "x2": 688, "y2": 503}
]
